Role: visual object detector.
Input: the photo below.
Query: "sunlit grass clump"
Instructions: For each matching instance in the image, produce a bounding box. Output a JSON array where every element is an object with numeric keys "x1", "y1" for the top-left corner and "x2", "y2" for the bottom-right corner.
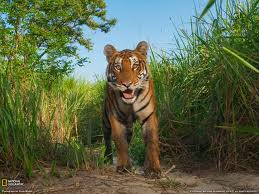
[
  {"x1": 0, "y1": 73, "x2": 104, "y2": 176},
  {"x1": 151, "y1": 0, "x2": 259, "y2": 170}
]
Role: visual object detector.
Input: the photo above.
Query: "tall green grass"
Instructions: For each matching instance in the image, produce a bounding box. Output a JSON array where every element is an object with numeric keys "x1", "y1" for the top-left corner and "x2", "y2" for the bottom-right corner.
[
  {"x1": 0, "y1": 72, "x2": 104, "y2": 176},
  {"x1": 151, "y1": 0, "x2": 259, "y2": 170},
  {"x1": 0, "y1": 74, "x2": 42, "y2": 177}
]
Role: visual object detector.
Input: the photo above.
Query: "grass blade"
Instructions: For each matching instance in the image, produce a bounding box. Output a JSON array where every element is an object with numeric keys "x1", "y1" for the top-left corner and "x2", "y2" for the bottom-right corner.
[
  {"x1": 198, "y1": 0, "x2": 216, "y2": 21},
  {"x1": 223, "y1": 46, "x2": 259, "y2": 74}
]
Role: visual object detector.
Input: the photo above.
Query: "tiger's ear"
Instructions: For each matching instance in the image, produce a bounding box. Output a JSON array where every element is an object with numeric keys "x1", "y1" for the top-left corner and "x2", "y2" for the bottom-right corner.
[
  {"x1": 104, "y1": 44, "x2": 117, "y2": 62},
  {"x1": 135, "y1": 41, "x2": 148, "y2": 56}
]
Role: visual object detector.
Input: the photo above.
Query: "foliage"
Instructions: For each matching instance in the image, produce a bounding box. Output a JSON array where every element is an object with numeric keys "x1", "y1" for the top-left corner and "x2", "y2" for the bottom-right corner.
[
  {"x1": 198, "y1": 0, "x2": 216, "y2": 20},
  {"x1": 77, "y1": 79, "x2": 105, "y2": 146},
  {"x1": 151, "y1": 0, "x2": 259, "y2": 170},
  {"x1": 0, "y1": 73, "x2": 97, "y2": 176},
  {"x1": 0, "y1": 73, "x2": 43, "y2": 177},
  {"x1": 0, "y1": 0, "x2": 116, "y2": 78},
  {"x1": 129, "y1": 123, "x2": 145, "y2": 166},
  {"x1": 0, "y1": 0, "x2": 115, "y2": 176}
]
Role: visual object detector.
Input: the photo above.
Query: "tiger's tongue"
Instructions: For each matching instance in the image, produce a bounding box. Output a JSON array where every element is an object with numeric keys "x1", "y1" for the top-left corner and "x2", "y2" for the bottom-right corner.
[{"x1": 122, "y1": 89, "x2": 134, "y2": 99}]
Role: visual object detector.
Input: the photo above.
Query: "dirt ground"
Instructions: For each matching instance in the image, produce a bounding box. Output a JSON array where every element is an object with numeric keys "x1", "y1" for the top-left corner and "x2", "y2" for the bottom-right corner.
[{"x1": 3, "y1": 164, "x2": 259, "y2": 194}]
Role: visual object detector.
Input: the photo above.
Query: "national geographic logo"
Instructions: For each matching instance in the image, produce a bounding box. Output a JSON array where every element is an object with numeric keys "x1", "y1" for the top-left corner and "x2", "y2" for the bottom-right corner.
[
  {"x1": 1, "y1": 179, "x2": 8, "y2": 187},
  {"x1": 1, "y1": 178, "x2": 32, "y2": 193},
  {"x1": 1, "y1": 179, "x2": 24, "y2": 187}
]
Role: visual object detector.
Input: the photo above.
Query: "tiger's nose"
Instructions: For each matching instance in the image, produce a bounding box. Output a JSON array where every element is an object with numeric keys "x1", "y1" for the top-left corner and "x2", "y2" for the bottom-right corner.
[{"x1": 122, "y1": 81, "x2": 132, "y2": 88}]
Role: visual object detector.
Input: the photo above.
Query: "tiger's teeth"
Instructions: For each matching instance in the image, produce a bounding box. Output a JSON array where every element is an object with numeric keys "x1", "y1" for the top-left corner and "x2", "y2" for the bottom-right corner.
[{"x1": 122, "y1": 90, "x2": 134, "y2": 99}]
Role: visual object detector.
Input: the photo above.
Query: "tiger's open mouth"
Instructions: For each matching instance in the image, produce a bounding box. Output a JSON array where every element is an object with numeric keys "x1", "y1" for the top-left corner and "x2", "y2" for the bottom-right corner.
[
  {"x1": 122, "y1": 89, "x2": 134, "y2": 99},
  {"x1": 121, "y1": 89, "x2": 136, "y2": 104}
]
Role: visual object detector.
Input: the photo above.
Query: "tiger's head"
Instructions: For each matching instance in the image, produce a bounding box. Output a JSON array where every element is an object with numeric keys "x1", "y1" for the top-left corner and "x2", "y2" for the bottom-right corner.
[{"x1": 104, "y1": 41, "x2": 150, "y2": 104}]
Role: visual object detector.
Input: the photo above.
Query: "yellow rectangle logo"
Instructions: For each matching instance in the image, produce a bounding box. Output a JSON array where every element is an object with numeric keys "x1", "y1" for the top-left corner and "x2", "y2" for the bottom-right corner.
[{"x1": 1, "y1": 179, "x2": 8, "y2": 187}]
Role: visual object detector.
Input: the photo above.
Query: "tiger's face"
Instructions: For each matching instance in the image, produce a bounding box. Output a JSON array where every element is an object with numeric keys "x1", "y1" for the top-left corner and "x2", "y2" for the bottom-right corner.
[{"x1": 104, "y1": 41, "x2": 149, "y2": 104}]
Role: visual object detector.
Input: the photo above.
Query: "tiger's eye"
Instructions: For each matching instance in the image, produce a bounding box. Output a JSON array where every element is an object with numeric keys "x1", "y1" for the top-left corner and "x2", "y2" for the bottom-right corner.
[{"x1": 114, "y1": 64, "x2": 121, "y2": 71}]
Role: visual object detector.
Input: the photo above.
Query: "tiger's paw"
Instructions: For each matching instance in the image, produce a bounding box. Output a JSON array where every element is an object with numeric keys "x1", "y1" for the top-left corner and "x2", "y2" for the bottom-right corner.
[{"x1": 144, "y1": 167, "x2": 161, "y2": 179}]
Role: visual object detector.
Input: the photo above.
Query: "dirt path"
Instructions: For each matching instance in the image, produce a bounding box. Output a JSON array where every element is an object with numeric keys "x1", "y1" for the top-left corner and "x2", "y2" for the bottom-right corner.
[{"x1": 4, "y1": 165, "x2": 259, "y2": 194}]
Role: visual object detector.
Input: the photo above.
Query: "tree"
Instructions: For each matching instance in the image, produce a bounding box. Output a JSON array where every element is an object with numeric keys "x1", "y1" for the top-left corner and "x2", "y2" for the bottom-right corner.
[{"x1": 0, "y1": 0, "x2": 116, "y2": 78}]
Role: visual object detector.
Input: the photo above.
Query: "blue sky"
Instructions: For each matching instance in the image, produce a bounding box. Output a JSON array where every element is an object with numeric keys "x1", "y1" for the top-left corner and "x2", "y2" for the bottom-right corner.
[{"x1": 72, "y1": 0, "x2": 207, "y2": 81}]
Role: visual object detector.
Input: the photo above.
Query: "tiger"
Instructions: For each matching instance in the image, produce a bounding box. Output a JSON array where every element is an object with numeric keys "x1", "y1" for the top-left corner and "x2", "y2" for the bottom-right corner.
[{"x1": 102, "y1": 41, "x2": 161, "y2": 177}]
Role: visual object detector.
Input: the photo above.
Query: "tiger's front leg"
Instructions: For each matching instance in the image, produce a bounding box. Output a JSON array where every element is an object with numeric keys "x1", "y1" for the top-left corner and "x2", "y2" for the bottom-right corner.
[
  {"x1": 109, "y1": 115, "x2": 132, "y2": 173},
  {"x1": 142, "y1": 113, "x2": 161, "y2": 178}
]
